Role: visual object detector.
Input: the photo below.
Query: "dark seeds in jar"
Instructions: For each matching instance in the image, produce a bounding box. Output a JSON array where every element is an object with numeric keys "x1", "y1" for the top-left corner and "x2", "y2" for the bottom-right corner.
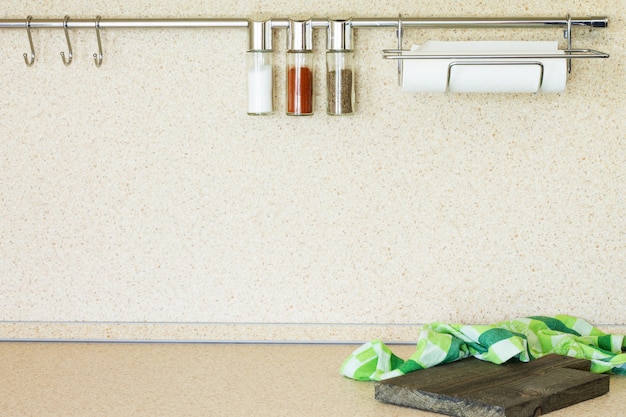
[{"x1": 327, "y1": 69, "x2": 353, "y2": 114}]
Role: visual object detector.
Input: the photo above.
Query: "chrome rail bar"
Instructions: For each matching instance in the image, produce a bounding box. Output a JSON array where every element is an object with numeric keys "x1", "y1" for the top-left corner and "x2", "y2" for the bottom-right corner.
[{"x1": 0, "y1": 16, "x2": 609, "y2": 30}]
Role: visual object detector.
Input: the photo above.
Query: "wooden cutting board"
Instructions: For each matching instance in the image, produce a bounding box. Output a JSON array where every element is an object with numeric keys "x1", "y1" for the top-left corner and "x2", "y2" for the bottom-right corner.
[{"x1": 375, "y1": 354, "x2": 609, "y2": 417}]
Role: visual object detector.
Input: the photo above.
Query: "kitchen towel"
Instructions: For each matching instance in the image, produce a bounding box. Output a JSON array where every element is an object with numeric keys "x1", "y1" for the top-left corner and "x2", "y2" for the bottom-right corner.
[
  {"x1": 400, "y1": 41, "x2": 567, "y2": 93},
  {"x1": 340, "y1": 315, "x2": 626, "y2": 381}
]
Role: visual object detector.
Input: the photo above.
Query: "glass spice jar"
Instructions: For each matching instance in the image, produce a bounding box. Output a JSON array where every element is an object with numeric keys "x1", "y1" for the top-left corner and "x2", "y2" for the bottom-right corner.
[
  {"x1": 326, "y1": 19, "x2": 355, "y2": 116},
  {"x1": 326, "y1": 51, "x2": 355, "y2": 115},
  {"x1": 287, "y1": 19, "x2": 314, "y2": 116},
  {"x1": 247, "y1": 20, "x2": 274, "y2": 116}
]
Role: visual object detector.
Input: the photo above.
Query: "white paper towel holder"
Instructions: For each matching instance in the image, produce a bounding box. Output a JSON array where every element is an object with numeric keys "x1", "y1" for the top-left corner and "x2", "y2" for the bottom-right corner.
[{"x1": 383, "y1": 14, "x2": 609, "y2": 93}]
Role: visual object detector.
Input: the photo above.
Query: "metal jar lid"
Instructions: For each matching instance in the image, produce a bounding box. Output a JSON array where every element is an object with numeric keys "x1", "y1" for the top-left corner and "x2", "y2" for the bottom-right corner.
[
  {"x1": 248, "y1": 20, "x2": 273, "y2": 51},
  {"x1": 327, "y1": 19, "x2": 353, "y2": 51},
  {"x1": 287, "y1": 19, "x2": 313, "y2": 51}
]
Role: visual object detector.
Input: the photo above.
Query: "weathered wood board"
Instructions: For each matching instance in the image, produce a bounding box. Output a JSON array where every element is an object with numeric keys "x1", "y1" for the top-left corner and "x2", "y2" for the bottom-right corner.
[{"x1": 375, "y1": 354, "x2": 609, "y2": 417}]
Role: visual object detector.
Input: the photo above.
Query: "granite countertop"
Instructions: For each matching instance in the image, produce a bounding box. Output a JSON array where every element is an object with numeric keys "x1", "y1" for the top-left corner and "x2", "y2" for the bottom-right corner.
[{"x1": 1, "y1": 342, "x2": 623, "y2": 416}]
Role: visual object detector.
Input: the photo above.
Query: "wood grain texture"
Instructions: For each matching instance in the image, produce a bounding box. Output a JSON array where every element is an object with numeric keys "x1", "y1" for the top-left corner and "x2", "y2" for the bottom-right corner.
[{"x1": 375, "y1": 355, "x2": 610, "y2": 417}]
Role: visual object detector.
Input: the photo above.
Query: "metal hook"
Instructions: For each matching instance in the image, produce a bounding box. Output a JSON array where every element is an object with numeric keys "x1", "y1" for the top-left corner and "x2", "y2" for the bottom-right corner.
[
  {"x1": 23, "y1": 15, "x2": 35, "y2": 67},
  {"x1": 60, "y1": 15, "x2": 73, "y2": 66},
  {"x1": 93, "y1": 16, "x2": 103, "y2": 67}
]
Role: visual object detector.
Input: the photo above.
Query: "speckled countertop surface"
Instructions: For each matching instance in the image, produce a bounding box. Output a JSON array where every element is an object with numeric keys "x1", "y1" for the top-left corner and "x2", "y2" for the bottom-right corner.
[{"x1": 1, "y1": 342, "x2": 623, "y2": 416}]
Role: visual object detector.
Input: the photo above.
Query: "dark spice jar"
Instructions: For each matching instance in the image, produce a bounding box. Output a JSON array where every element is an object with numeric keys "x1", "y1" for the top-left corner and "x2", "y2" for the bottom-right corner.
[
  {"x1": 326, "y1": 19, "x2": 355, "y2": 116},
  {"x1": 287, "y1": 19, "x2": 314, "y2": 116}
]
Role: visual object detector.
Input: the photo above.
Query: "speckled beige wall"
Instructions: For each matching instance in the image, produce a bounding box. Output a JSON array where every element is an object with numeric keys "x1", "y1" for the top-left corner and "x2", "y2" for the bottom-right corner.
[{"x1": 1, "y1": 1, "x2": 624, "y2": 342}]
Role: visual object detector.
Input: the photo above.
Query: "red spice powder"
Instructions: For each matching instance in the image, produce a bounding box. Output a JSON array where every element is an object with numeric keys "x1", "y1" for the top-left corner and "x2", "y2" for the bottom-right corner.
[{"x1": 287, "y1": 66, "x2": 313, "y2": 114}]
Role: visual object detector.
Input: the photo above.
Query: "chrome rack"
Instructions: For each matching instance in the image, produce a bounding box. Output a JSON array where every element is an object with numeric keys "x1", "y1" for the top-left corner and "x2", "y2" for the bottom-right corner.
[
  {"x1": 381, "y1": 15, "x2": 609, "y2": 86},
  {"x1": 0, "y1": 14, "x2": 611, "y2": 111},
  {"x1": 0, "y1": 14, "x2": 609, "y2": 67}
]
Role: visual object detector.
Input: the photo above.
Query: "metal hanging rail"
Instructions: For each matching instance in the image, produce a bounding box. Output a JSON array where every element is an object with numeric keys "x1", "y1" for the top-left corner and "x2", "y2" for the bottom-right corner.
[{"x1": 0, "y1": 15, "x2": 609, "y2": 30}]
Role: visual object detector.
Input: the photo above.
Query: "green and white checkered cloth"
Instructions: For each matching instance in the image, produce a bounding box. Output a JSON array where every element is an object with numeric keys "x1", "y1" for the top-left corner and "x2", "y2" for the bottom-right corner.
[{"x1": 340, "y1": 315, "x2": 626, "y2": 381}]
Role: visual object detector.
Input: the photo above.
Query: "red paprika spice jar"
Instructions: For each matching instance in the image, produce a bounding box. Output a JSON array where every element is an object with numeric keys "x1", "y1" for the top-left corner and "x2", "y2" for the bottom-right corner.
[{"x1": 286, "y1": 19, "x2": 314, "y2": 116}]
